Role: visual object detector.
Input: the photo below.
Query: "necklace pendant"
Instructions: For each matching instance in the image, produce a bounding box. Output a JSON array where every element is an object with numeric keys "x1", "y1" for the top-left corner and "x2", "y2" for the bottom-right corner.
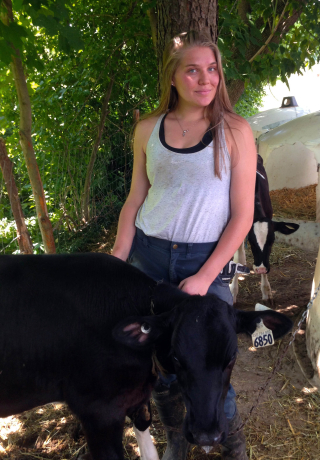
[{"x1": 182, "y1": 129, "x2": 189, "y2": 137}]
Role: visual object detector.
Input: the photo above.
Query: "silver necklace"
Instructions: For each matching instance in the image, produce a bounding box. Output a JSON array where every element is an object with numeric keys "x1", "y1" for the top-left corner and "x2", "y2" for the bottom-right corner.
[{"x1": 173, "y1": 113, "x2": 189, "y2": 137}]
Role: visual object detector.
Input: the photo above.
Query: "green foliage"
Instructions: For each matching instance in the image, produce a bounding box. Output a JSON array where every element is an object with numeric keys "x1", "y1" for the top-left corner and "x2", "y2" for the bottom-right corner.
[
  {"x1": 0, "y1": 0, "x2": 84, "y2": 69},
  {"x1": 0, "y1": 0, "x2": 157, "y2": 253},
  {"x1": 234, "y1": 84, "x2": 266, "y2": 118},
  {"x1": 219, "y1": 0, "x2": 320, "y2": 87},
  {"x1": 0, "y1": 216, "x2": 44, "y2": 254}
]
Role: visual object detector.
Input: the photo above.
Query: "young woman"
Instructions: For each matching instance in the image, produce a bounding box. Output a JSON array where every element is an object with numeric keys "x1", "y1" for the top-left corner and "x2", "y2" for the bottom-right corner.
[{"x1": 113, "y1": 31, "x2": 256, "y2": 460}]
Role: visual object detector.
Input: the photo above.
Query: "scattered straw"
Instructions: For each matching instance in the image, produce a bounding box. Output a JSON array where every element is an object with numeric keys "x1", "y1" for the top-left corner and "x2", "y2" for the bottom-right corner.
[
  {"x1": 0, "y1": 404, "x2": 86, "y2": 459},
  {"x1": 242, "y1": 382, "x2": 320, "y2": 460},
  {"x1": 1, "y1": 381, "x2": 319, "y2": 459}
]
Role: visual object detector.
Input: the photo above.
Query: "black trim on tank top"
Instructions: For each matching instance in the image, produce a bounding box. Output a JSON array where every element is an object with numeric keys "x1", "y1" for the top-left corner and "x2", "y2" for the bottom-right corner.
[{"x1": 159, "y1": 113, "x2": 213, "y2": 154}]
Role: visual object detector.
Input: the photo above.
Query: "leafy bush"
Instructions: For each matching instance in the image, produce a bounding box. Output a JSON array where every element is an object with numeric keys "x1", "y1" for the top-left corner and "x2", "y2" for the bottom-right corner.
[{"x1": 234, "y1": 84, "x2": 266, "y2": 118}]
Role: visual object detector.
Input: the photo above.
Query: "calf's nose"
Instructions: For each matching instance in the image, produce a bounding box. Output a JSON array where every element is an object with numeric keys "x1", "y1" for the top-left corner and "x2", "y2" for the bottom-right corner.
[
  {"x1": 254, "y1": 266, "x2": 267, "y2": 274},
  {"x1": 192, "y1": 430, "x2": 223, "y2": 446}
]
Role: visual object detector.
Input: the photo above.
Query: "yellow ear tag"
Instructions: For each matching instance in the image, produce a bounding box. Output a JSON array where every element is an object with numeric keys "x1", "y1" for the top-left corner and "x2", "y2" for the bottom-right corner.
[{"x1": 252, "y1": 319, "x2": 274, "y2": 348}]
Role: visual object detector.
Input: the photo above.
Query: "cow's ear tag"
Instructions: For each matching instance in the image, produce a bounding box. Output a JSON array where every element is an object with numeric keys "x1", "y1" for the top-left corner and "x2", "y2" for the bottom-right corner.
[
  {"x1": 252, "y1": 319, "x2": 274, "y2": 348},
  {"x1": 141, "y1": 323, "x2": 151, "y2": 334}
]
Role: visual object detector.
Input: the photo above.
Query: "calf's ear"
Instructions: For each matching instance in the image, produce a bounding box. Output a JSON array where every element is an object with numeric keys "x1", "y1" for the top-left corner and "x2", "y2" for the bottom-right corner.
[
  {"x1": 273, "y1": 222, "x2": 299, "y2": 235},
  {"x1": 112, "y1": 313, "x2": 170, "y2": 349},
  {"x1": 236, "y1": 310, "x2": 293, "y2": 340}
]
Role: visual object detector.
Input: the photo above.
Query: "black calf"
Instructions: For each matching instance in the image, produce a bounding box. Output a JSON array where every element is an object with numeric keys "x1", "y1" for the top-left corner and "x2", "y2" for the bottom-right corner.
[{"x1": 0, "y1": 253, "x2": 292, "y2": 459}]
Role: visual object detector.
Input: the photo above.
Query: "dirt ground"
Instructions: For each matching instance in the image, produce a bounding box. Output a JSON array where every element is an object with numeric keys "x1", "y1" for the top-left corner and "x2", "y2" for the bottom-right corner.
[{"x1": 0, "y1": 237, "x2": 319, "y2": 460}]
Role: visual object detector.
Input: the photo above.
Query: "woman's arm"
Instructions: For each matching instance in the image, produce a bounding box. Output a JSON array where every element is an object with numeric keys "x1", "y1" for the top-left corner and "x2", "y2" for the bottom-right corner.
[
  {"x1": 112, "y1": 118, "x2": 156, "y2": 261},
  {"x1": 179, "y1": 116, "x2": 257, "y2": 295}
]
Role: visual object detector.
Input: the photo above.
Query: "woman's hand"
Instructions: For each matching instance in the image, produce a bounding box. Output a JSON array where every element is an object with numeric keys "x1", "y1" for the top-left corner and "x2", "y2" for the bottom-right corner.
[{"x1": 178, "y1": 273, "x2": 212, "y2": 296}]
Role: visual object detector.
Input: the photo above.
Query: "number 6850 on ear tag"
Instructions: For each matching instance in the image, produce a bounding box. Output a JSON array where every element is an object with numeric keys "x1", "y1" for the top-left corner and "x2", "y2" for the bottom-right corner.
[{"x1": 252, "y1": 319, "x2": 274, "y2": 348}]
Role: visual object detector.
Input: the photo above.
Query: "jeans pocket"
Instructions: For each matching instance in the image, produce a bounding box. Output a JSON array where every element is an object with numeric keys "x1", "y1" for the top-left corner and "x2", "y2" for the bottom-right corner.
[{"x1": 216, "y1": 273, "x2": 228, "y2": 287}]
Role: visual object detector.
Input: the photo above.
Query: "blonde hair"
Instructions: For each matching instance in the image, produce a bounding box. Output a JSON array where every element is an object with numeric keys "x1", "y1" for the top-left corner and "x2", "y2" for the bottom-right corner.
[{"x1": 142, "y1": 31, "x2": 236, "y2": 178}]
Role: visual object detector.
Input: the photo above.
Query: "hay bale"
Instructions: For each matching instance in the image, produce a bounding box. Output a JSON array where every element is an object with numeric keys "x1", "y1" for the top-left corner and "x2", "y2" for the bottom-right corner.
[{"x1": 270, "y1": 185, "x2": 316, "y2": 221}]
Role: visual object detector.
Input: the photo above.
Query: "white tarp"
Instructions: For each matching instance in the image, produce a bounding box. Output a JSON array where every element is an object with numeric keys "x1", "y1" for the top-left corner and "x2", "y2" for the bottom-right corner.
[
  {"x1": 257, "y1": 111, "x2": 320, "y2": 191},
  {"x1": 247, "y1": 106, "x2": 310, "y2": 140}
]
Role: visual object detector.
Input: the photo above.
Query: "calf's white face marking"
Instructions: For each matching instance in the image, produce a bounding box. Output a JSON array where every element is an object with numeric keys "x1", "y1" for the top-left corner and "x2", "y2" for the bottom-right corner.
[{"x1": 253, "y1": 222, "x2": 268, "y2": 252}]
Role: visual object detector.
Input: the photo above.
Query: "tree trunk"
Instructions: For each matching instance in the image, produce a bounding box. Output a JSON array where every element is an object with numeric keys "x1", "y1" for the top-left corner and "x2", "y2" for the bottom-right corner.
[
  {"x1": 227, "y1": 80, "x2": 245, "y2": 108},
  {"x1": 156, "y1": 0, "x2": 218, "y2": 74},
  {"x1": 2, "y1": 0, "x2": 56, "y2": 253},
  {"x1": 0, "y1": 138, "x2": 33, "y2": 254},
  {"x1": 81, "y1": 78, "x2": 114, "y2": 222}
]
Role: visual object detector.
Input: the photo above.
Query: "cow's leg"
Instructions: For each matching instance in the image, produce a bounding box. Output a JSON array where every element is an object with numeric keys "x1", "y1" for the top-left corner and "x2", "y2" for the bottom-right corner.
[
  {"x1": 128, "y1": 402, "x2": 159, "y2": 460},
  {"x1": 133, "y1": 426, "x2": 160, "y2": 460},
  {"x1": 76, "y1": 410, "x2": 125, "y2": 460},
  {"x1": 230, "y1": 242, "x2": 246, "y2": 304},
  {"x1": 261, "y1": 274, "x2": 274, "y2": 305}
]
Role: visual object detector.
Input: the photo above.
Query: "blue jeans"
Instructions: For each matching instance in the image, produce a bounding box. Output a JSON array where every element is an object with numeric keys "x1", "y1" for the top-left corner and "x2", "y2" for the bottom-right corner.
[{"x1": 128, "y1": 227, "x2": 237, "y2": 420}]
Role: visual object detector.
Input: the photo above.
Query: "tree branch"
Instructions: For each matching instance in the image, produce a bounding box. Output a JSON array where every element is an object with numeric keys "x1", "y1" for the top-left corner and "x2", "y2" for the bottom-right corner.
[
  {"x1": 143, "y1": 0, "x2": 157, "y2": 50},
  {"x1": 0, "y1": 138, "x2": 33, "y2": 254},
  {"x1": 81, "y1": 77, "x2": 115, "y2": 222},
  {"x1": 249, "y1": 0, "x2": 289, "y2": 63}
]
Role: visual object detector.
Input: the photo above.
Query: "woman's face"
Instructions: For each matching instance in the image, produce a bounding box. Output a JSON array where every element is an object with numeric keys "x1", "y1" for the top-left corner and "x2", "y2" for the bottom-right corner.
[{"x1": 172, "y1": 46, "x2": 220, "y2": 109}]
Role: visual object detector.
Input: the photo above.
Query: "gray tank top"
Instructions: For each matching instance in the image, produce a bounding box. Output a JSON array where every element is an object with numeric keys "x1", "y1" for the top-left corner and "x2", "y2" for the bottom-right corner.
[{"x1": 135, "y1": 113, "x2": 231, "y2": 243}]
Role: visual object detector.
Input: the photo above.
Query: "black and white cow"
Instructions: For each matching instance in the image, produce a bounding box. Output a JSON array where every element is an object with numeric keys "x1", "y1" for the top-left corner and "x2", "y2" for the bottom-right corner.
[
  {"x1": 231, "y1": 155, "x2": 299, "y2": 303},
  {"x1": 0, "y1": 253, "x2": 292, "y2": 460}
]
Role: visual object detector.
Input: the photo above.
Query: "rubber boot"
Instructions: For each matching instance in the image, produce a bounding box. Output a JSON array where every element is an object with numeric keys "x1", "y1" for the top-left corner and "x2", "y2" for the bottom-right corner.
[
  {"x1": 220, "y1": 409, "x2": 248, "y2": 460},
  {"x1": 152, "y1": 379, "x2": 189, "y2": 460}
]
